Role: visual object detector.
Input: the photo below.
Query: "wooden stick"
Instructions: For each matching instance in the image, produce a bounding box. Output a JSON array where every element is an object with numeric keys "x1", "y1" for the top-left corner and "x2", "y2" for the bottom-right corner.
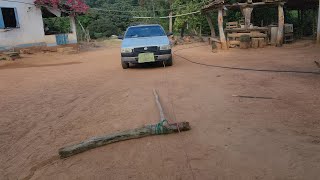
[
  {"x1": 59, "y1": 90, "x2": 191, "y2": 158},
  {"x1": 153, "y1": 89, "x2": 166, "y2": 121},
  {"x1": 59, "y1": 122, "x2": 190, "y2": 158},
  {"x1": 232, "y1": 95, "x2": 273, "y2": 99}
]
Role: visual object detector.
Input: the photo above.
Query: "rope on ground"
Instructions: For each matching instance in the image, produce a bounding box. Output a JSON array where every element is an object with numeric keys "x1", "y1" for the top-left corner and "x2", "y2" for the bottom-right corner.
[
  {"x1": 161, "y1": 61, "x2": 196, "y2": 180},
  {"x1": 173, "y1": 44, "x2": 320, "y2": 75}
]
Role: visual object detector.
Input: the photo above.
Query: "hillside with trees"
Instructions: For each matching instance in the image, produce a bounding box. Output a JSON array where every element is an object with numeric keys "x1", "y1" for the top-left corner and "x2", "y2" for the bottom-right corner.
[{"x1": 41, "y1": 0, "x2": 317, "y2": 40}]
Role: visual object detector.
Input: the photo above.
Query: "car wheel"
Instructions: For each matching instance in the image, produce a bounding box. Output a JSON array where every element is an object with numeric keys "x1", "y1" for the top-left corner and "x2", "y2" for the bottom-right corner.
[
  {"x1": 165, "y1": 57, "x2": 173, "y2": 66},
  {"x1": 121, "y1": 61, "x2": 129, "y2": 69}
]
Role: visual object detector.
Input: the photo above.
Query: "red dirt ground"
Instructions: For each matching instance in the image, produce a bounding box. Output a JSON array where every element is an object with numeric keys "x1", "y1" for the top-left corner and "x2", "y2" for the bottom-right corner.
[{"x1": 0, "y1": 43, "x2": 320, "y2": 180}]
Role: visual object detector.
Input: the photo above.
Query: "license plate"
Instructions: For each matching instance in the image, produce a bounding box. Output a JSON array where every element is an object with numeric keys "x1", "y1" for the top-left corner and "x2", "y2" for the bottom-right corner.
[{"x1": 138, "y1": 53, "x2": 155, "y2": 63}]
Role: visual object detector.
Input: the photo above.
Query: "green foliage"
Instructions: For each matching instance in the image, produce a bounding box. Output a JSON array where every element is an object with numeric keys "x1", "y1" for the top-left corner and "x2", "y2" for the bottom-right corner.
[
  {"x1": 79, "y1": 0, "x2": 134, "y2": 38},
  {"x1": 43, "y1": 17, "x2": 71, "y2": 34},
  {"x1": 77, "y1": 0, "x2": 173, "y2": 39},
  {"x1": 172, "y1": 0, "x2": 207, "y2": 35},
  {"x1": 70, "y1": 0, "x2": 318, "y2": 41}
]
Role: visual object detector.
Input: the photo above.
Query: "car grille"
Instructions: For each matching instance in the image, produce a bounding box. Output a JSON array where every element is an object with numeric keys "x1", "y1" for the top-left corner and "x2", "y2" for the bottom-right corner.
[{"x1": 134, "y1": 46, "x2": 159, "y2": 53}]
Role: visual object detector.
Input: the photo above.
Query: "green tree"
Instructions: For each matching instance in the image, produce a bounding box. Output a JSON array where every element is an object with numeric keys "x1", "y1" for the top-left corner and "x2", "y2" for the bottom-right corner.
[{"x1": 172, "y1": 0, "x2": 210, "y2": 36}]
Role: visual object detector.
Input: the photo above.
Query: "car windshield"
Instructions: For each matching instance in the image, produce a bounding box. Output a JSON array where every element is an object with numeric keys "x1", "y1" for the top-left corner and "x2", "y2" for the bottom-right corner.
[{"x1": 125, "y1": 25, "x2": 166, "y2": 38}]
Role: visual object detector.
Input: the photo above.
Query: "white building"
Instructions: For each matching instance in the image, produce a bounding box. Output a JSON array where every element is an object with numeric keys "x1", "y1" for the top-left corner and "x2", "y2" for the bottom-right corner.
[{"x1": 0, "y1": 0, "x2": 77, "y2": 51}]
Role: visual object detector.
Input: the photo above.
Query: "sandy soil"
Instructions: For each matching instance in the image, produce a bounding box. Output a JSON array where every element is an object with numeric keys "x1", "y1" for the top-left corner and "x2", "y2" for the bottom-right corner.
[{"x1": 0, "y1": 43, "x2": 320, "y2": 180}]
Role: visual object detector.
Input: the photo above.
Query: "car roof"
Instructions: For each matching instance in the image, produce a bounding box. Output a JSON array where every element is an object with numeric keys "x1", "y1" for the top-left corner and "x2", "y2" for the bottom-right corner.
[{"x1": 128, "y1": 24, "x2": 161, "y2": 28}]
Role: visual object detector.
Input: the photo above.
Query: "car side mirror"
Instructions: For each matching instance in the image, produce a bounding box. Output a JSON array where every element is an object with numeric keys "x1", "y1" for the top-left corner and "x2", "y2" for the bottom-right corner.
[
  {"x1": 118, "y1": 35, "x2": 123, "y2": 40},
  {"x1": 167, "y1": 32, "x2": 173, "y2": 36}
]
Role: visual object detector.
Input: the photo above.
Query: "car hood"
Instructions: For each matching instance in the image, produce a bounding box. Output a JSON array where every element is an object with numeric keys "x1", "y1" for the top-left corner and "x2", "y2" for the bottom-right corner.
[{"x1": 121, "y1": 36, "x2": 170, "y2": 48}]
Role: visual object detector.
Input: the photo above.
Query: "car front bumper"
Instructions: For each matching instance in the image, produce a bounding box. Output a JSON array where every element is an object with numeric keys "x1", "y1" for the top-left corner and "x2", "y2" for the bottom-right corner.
[
  {"x1": 121, "y1": 54, "x2": 172, "y2": 64},
  {"x1": 121, "y1": 48, "x2": 172, "y2": 64}
]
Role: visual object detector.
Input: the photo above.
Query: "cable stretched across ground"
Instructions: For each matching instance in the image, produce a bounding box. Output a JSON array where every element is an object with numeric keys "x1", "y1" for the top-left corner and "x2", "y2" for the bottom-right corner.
[{"x1": 173, "y1": 44, "x2": 320, "y2": 75}]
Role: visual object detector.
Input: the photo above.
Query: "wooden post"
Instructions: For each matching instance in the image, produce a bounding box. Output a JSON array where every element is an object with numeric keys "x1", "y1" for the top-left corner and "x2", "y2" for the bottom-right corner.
[
  {"x1": 302, "y1": 9, "x2": 305, "y2": 37},
  {"x1": 205, "y1": 14, "x2": 216, "y2": 38},
  {"x1": 218, "y1": 9, "x2": 228, "y2": 50},
  {"x1": 276, "y1": 4, "x2": 284, "y2": 47},
  {"x1": 298, "y1": 10, "x2": 302, "y2": 38},
  {"x1": 313, "y1": 9, "x2": 316, "y2": 38},
  {"x1": 241, "y1": 6, "x2": 253, "y2": 29},
  {"x1": 181, "y1": 21, "x2": 187, "y2": 38},
  {"x1": 169, "y1": 11, "x2": 173, "y2": 33},
  {"x1": 169, "y1": 0, "x2": 173, "y2": 33},
  {"x1": 317, "y1": 0, "x2": 320, "y2": 44}
]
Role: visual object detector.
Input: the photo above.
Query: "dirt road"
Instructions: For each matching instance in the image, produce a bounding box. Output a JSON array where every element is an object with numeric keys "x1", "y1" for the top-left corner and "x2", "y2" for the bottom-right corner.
[{"x1": 1, "y1": 43, "x2": 320, "y2": 180}]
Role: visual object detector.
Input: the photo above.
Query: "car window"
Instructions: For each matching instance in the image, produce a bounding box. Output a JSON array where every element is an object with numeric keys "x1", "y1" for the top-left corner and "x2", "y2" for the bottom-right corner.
[{"x1": 125, "y1": 26, "x2": 166, "y2": 39}]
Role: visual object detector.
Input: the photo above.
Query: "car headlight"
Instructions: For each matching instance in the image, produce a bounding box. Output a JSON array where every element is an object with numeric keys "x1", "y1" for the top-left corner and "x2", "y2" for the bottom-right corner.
[
  {"x1": 121, "y1": 48, "x2": 133, "y2": 53},
  {"x1": 160, "y1": 45, "x2": 171, "y2": 50}
]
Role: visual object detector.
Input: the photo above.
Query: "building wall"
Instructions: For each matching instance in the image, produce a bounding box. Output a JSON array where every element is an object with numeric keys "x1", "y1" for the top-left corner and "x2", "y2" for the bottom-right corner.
[{"x1": 0, "y1": 0, "x2": 46, "y2": 50}]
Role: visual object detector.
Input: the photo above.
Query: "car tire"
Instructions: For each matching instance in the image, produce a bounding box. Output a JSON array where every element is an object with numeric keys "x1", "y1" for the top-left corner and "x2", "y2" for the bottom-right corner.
[
  {"x1": 165, "y1": 57, "x2": 173, "y2": 66},
  {"x1": 121, "y1": 61, "x2": 129, "y2": 69}
]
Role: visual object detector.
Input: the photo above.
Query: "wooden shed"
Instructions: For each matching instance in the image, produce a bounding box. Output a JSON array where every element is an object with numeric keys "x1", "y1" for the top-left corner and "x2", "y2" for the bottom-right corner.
[{"x1": 202, "y1": 0, "x2": 320, "y2": 50}]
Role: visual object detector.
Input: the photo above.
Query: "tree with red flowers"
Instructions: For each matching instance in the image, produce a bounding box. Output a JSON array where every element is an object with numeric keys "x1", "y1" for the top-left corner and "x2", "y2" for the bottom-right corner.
[{"x1": 34, "y1": 0, "x2": 89, "y2": 15}]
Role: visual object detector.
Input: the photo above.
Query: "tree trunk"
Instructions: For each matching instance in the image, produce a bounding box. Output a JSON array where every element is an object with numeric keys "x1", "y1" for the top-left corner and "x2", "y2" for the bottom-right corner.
[
  {"x1": 218, "y1": 9, "x2": 228, "y2": 50},
  {"x1": 276, "y1": 4, "x2": 284, "y2": 47},
  {"x1": 77, "y1": 18, "x2": 90, "y2": 43},
  {"x1": 205, "y1": 14, "x2": 216, "y2": 38}
]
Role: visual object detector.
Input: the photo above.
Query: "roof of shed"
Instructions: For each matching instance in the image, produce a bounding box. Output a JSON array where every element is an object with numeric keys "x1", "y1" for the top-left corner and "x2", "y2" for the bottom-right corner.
[{"x1": 202, "y1": 0, "x2": 319, "y2": 12}]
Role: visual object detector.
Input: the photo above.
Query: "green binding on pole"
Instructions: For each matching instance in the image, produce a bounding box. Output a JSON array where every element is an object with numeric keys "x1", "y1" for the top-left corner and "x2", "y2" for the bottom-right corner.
[{"x1": 155, "y1": 119, "x2": 169, "y2": 134}]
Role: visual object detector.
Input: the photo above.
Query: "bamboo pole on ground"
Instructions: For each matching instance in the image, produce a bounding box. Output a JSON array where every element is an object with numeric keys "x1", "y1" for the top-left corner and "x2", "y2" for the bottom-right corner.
[{"x1": 58, "y1": 90, "x2": 191, "y2": 158}]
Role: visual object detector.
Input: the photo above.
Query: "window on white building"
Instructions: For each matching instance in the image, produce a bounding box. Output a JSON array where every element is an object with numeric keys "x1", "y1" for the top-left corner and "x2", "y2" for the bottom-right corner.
[{"x1": 0, "y1": 7, "x2": 19, "y2": 29}]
